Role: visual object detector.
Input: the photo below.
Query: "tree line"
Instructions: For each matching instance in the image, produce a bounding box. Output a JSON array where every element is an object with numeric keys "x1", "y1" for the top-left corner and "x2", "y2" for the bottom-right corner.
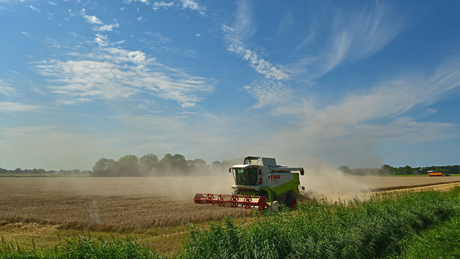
[
  {"x1": 338, "y1": 164, "x2": 460, "y2": 176},
  {"x1": 0, "y1": 168, "x2": 91, "y2": 175},
  {"x1": 92, "y1": 153, "x2": 241, "y2": 177}
]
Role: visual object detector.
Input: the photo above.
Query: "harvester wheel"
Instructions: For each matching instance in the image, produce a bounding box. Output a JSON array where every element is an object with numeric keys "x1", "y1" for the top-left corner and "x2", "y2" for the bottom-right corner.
[{"x1": 286, "y1": 196, "x2": 297, "y2": 208}]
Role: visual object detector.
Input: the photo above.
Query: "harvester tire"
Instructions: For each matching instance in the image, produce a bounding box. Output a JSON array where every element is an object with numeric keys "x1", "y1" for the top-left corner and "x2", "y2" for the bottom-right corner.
[{"x1": 286, "y1": 196, "x2": 297, "y2": 208}]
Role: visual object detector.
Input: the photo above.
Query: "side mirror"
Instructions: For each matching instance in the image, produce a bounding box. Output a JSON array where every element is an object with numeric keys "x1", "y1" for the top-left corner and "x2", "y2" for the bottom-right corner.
[{"x1": 228, "y1": 168, "x2": 231, "y2": 173}]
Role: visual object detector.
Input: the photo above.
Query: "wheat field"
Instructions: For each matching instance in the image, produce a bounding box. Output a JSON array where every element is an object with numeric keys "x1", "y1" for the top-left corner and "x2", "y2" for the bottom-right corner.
[
  {"x1": 0, "y1": 177, "x2": 252, "y2": 231},
  {"x1": 1, "y1": 175, "x2": 460, "y2": 231}
]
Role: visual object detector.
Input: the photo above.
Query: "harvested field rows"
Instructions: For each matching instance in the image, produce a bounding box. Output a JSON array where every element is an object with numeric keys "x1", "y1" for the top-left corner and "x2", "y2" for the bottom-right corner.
[
  {"x1": 1, "y1": 176, "x2": 460, "y2": 231},
  {"x1": 0, "y1": 177, "x2": 251, "y2": 231}
]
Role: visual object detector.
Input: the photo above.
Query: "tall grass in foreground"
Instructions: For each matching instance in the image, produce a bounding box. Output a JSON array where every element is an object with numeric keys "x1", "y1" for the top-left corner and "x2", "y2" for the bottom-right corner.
[
  {"x1": 2, "y1": 188, "x2": 460, "y2": 259},
  {"x1": 396, "y1": 215, "x2": 460, "y2": 258},
  {"x1": 181, "y1": 188, "x2": 460, "y2": 259},
  {"x1": 0, "y1": 236, "x2": 166, "y2": 259}
]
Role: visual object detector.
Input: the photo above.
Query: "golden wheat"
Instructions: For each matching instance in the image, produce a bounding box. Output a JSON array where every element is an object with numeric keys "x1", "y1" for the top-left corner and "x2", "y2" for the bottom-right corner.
[{"x1": 1, "y1": 176, "x2": 459, "y2": 232}]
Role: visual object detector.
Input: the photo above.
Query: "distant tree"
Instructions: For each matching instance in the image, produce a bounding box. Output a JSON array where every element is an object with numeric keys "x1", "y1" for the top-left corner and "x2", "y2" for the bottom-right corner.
[
  {"x1": 139, "y1": 154, "x2": 158, "y2": 175},
  {"x1": 92, "y1": 158, "x2": 116, "y2": 176},
  {"x1": 191, "y1": 159, "x2": 209, "y2": 175},
  {"x1": 156, "y1": 153, "x2": 190, "y2": 175},
  {"x1": 211, "y1": 161, "x2": 222, "y2": 169},
  {"x1": 448, "y1": 166, "x2": 459, "y2": 174},
  {"x1": 117, "y1": 155, "x2": 139, "y2": 176},
  {"x1": 380, "y1": 164, "x2": 395, "y2": 175},
  {"x1": 338, "y1": 166, "x2": 352, "y2": 174},
  {"x1": 193, "y1": 159, "x2": 207, "y2": 168}
]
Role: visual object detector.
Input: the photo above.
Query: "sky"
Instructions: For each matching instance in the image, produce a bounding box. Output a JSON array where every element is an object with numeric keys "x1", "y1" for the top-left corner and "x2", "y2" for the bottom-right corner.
[{"x1": 1, "y1": 0, "x2": 460, "y2": 171}]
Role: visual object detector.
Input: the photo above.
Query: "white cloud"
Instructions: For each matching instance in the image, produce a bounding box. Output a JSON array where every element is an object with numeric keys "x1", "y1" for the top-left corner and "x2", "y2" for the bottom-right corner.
[
  {"x1": 48, "y1": 2, "x2": 57, "y2": 5},
  {"x1": 0, "y1": 101, "x2": 41, "y2": 112},
  {"x1": 222, "y1": 1, "x2": 292, "y2": 109},
  {"x1": 296, "y1": 2, "x2": 406, "y2": 78},
  {"x1": 244, "y1": 81, "x2": 294, "y2": 109},
  {"x1": 83, "y1": 14, "x2": 103, "y2": 25},
  {"x1": 222, "y1": 0, "x2": 289, "y2": 81},
  {"x1": 137, "y1": 16, "x2": 149, "y2": 22},
  {"x1": 35, "y1": 35, "x2": 215, "y2": 107},
  {"x1": 180, "y1": 0, "x2": 205, "y2": 15},
  {"x1": 259, "y1": 58, "x2": 460, "y2": 167},
  {"x1": 153, "y1": 1, "x2": 173, "y2": 10},
  {"x1": 81, "y1": 9, "x2": 104, "y2": 25},
  {"x1": 0, "y1": 80, "x2": 19, "y2": 97},
  {"x1": 29, "y1": 5, "x2": 40, "y2": 12},
  {"x1": 223, "y1": 25, "x2": 289, "y2": 81},
  {"x1": 123, "y1": 0, "x2": 150, "y2": 5},
  {"x1": 95, "y1": 23, "x2": 119, "y2": 32}
]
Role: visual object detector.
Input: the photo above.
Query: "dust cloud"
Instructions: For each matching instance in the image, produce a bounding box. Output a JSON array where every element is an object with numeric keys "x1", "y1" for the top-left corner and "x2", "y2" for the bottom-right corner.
[
  {"x1": 7, "y1": 162, "x2": 371, "y2": 203},
  {"x1": 300, "y1": 163, "x2": 371, "y2": 202},
  {"x1": 7, "y1": 174, "x2": 237, "y2": 200}
]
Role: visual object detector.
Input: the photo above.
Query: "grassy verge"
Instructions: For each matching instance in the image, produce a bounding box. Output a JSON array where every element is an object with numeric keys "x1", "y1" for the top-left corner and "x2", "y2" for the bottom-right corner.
[
  {"x1": 1, "y1": 235, "x2": 166, "y2": 259},
  {"x1": 396, "y1": 216, "x2": 460, "y2": 258},
  {"x1": 2, "y1": 188, "x2": 460, "y2": 258},
  {"x1": 181, "y1": 188, "x2": 460, "y2": 258}
]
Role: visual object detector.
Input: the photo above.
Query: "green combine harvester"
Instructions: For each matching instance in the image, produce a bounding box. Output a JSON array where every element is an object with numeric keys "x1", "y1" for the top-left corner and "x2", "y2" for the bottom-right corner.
[{"x1": 194, "y1": 156, "x2": 305, "y2": 211}]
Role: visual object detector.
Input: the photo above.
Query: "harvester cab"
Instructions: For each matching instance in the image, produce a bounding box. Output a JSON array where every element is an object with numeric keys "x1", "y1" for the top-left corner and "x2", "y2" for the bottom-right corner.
[{"x1": 194, "y1": 156, "x2": 305, "y2": 211}]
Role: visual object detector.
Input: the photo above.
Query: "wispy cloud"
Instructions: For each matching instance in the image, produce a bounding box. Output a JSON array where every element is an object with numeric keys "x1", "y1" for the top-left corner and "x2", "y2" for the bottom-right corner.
[
  {"x1": 29, "y1": 5, "x2": 40, "y2": 12},
  {"x1": 243, "y1": 81, "x2": 294, "y2": 109},
  {"x1": 153, "y1": 1, "x2": 173, "y2": 10},
  {"x1": 180, "y1": 0, "x2": 205, "y2": 14},
  {"x1": 222, "y1": 0, "x2": 291, "y2": 109},
  {"x1": 124, "y1": 0, "x2": 150, "y2": 5},
  {"x1": 306, "y1": 57, "x2": 460, "y2": 131},
  {"x1": 0, "y1": 80, "x2": 19, "y2": 97},
  {"x1": 80, "y1": 9, "x2": 120, "y2": 32},
  {"x1": 82, "y1": 13, "x2": 103, "y2": 25},
  {"x1": 95, "y1": 23, "x2": 119, "y2": 32},
  {"x1": 35, "y1": 34, "x2": 215, "y2": 107},
  {"x1": 124, "y1": 0, "x2": 205, "y2": 14},
  {"x1": 295, "y1": 2, "x2": 406, "y2": 78},
  {"x1": 223, "y1": 1, "x2": 407, "y2": 111},
  {"x1": 263, "y1": 57, "x2": 460, "y2": 167},
  {"x1": 223, "y1": 26, "x2": 289, "y2": 81},
  {"x1": 0, "y1": 101, "x2": 41, "y2": 112}
]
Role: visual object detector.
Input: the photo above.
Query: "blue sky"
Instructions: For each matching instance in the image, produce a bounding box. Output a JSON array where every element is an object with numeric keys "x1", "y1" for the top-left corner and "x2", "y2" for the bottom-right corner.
[{"x1": 1, "y1": 0, "x2": 460, "y2": 170}]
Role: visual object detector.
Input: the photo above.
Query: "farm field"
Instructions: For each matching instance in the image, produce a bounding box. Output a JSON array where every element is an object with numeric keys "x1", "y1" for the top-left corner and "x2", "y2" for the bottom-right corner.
[
  {"x1": 1, "y1": 175, "x2": 460, "y2": 255},
  {"x1": 2, "y1": 176, "x2": 460, "y2": 230}
]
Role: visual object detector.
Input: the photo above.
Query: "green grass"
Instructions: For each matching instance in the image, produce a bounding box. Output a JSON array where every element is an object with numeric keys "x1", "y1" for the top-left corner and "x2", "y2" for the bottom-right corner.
[
  {"x1": 0, "y1": 236, "x2": 166, "y2": 259},
  {"x1": 180, "y1": 188, "x2": 460, "y2": 259},
  {"x1": 2, "y1": 188, "x2": 460, "y2": 258},
  {"x1": 396, "y1": 216, "x2": 460, "y2": 258}
]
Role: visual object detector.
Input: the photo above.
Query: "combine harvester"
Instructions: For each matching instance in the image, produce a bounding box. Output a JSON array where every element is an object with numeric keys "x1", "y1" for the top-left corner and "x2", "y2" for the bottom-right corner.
[{"x1": 194, "y1": 156, "x2": 305, "y2": 211}]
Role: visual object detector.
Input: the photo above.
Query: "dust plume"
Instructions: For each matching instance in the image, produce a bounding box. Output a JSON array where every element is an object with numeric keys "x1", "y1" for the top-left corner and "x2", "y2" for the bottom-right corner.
[{"x1": 300, "y1": 162, "x2": 371, "y2": 202}]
